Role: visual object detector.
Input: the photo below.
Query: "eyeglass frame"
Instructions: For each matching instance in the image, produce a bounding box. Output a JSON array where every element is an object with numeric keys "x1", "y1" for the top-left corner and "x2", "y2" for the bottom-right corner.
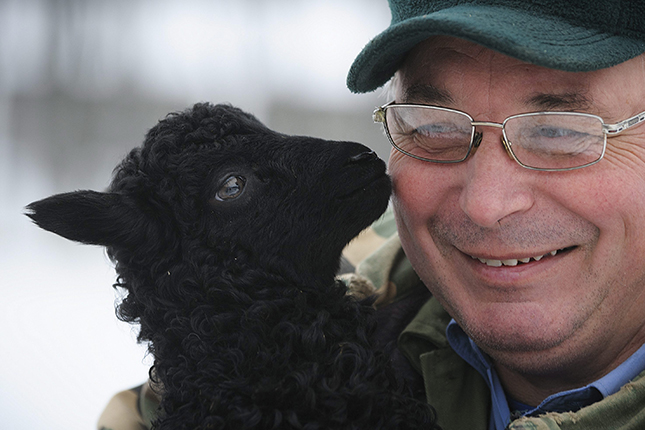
[{"x1": 373, "y1": 101, "x2": 645, "y2": 172}]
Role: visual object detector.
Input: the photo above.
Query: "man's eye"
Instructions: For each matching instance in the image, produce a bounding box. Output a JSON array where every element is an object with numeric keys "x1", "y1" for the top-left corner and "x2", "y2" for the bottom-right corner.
[
  {"x1": 216, "y1": 175, "x2": 246, "y2": 201},
  {"x1": 415, "y1": 122, "x2": 465, "y2": 138},
  {"x1": 531, "y1": 126, "x2": 580, "y2": 139},
  {"x1": 522, "y1": 126, "x2": 595, "y2": 153}
]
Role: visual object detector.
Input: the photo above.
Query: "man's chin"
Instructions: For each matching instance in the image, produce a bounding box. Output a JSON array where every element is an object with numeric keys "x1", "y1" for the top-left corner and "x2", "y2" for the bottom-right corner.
[
  {"x1": 461, "y1": 315, "x2": 590, "y2": 375},
  {"x1": 474, "y1": 331, "x2": 565, "y2": 354},
  {"x1": 458, "y1": 307, "x2": 575, "y2": 354}
]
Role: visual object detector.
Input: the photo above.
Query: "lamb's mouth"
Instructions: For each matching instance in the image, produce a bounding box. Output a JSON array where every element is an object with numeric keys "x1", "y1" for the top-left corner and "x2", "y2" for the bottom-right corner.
[
  {"x1": 469, "y1": 246, "x2": 576, "y2": 267},
  {"x1": 338, "y1": 172, "x2": 390, "y2": 200}
]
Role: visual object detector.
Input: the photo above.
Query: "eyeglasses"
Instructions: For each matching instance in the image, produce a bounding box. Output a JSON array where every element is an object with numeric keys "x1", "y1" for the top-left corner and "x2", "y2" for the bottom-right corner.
[{"x1": 373, "y1": 102, "x2": 645, "y2": 171}]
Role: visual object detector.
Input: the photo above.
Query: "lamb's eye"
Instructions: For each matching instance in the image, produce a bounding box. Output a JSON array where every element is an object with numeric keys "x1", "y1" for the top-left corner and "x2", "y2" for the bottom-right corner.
[{"x1": 216, "y1": 175, "x2": 246, "y2": 201}]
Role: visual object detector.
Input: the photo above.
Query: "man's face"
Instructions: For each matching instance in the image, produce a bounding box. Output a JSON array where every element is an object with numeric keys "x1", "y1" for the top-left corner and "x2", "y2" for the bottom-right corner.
[{"x1": 390, "y1": 36, "x2": 645, "y2": 379}]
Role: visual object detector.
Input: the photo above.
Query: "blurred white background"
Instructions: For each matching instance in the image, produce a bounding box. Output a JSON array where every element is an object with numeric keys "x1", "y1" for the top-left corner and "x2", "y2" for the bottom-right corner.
[{"x1": 0, "y1": 1, "x2": 391, "y2": 428}]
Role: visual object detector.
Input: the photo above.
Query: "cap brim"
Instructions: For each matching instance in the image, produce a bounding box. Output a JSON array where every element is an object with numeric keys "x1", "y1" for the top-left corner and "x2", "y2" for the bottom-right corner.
[{"x1": 348, "y1": 4, "x2": 645, "y2": 93}]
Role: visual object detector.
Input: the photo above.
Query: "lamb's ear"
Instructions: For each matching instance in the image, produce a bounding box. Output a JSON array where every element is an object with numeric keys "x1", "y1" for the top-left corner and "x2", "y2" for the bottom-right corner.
[{"x1": 25, "y1": 190, "x2": 148, "y2": 249}]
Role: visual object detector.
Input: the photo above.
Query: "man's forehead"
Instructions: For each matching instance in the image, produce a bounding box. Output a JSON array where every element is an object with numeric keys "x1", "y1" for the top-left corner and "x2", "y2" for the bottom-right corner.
[
  {"x1": 395, "y1": 37, "x2": 619, "y2": 113},
  {"x1": 401, "y1": 82, "x2": 593, "y2": 113}
]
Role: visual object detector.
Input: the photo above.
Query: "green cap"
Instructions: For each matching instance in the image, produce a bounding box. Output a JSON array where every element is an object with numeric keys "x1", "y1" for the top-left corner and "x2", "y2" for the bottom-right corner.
[{"x1": 347, "y1": 0, "x2": 645, "y2": 93}]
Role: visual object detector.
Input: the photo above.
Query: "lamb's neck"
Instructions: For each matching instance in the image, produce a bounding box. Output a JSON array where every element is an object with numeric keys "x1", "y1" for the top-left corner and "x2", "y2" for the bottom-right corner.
[
  {"x1": 223, "y1": 274, "x2": 344, "y2": 309},
  {"x1": 221, "y1": 263, "x2": 339, "y2": 295},
  {"x1": 152, "y1": 275, "x2": 369, "y2": 385}
]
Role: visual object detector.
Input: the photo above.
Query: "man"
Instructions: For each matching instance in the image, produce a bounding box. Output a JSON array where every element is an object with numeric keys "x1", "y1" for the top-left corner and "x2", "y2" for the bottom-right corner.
[
  {"x1": 341, "y1": 0, "x2": 645, "y2": 429},
  {"x1": 99, "y1": 1, "x2": 645, "y2": 429}
]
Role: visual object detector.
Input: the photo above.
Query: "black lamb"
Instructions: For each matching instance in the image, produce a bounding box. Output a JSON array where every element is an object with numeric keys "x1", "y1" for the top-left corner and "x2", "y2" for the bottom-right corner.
[{"x1": 26, "y1": 103, "x2": 440, "y2": 430}]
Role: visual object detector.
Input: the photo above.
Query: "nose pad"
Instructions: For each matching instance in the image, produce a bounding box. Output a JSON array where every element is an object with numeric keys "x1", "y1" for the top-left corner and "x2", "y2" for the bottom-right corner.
[
  {"x1": 501, "y1": 134, "x2": 515, "y2": 161},
  {"x1": 469, "y1": 131, "x2": 483, "y2": 157}
]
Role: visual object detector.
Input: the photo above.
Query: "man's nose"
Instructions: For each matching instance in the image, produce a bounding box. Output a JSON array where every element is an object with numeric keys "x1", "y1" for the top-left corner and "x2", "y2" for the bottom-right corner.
[{"x1": 458, "y1": 128, "x2": 533, "y2": 227}]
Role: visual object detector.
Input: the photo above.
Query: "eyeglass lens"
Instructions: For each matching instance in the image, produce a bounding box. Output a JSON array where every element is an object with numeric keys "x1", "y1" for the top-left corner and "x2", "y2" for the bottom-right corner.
[{"x1": 385, "y1": 106, "x2": 605, "y2": 170}]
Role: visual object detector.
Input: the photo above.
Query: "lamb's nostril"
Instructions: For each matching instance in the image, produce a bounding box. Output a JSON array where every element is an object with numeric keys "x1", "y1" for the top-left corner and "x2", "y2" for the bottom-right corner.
[{"x1": 348, "y1": 150, "x2": 378, "y2": 164}]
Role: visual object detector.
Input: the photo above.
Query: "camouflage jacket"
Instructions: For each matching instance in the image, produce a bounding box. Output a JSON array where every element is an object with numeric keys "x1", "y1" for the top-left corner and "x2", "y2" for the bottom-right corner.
[{"x1": 98, "y1": 210, "x2": 645, "y2": 430}]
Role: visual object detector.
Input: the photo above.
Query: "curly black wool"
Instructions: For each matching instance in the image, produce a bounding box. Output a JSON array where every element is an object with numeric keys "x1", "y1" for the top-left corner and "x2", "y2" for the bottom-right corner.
[{"x1": 27, "y1": 103, "x2": 440, "y2": 430}]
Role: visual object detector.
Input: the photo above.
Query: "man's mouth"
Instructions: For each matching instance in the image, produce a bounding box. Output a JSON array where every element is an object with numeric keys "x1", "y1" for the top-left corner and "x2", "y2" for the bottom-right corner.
[{"x1": 469, "y1": 246, "x2": 575, "y2": 267}]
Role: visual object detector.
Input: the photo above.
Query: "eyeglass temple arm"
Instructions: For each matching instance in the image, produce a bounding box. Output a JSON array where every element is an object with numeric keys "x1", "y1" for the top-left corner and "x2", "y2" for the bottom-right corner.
[{"x1": 604, "y1": 111, "x2": 645, "y2": 135}]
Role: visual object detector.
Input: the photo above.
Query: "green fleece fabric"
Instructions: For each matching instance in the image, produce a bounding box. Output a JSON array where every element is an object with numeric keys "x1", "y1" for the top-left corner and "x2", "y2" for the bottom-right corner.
[
  {"x1": 347, "y1": 0, "x2": 645, "y2": 93},
  {"x1": 388, "y1": 0, "x2": 644, "y2": 34}
]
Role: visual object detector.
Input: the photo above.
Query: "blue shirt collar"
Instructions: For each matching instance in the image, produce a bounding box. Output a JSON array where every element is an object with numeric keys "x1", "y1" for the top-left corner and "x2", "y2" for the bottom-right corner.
[{"x1": 446, "y1": 319, "x2": 645, "y2": 430}]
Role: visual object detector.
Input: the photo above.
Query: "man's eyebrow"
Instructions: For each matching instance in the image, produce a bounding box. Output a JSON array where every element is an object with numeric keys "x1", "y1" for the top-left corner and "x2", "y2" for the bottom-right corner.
[
  {"x1": 402, "y1": 84, "x2": 454, "y2": 105},
  {"x1": 524, "y1": 92, "x2": 593, "y2": 111}
]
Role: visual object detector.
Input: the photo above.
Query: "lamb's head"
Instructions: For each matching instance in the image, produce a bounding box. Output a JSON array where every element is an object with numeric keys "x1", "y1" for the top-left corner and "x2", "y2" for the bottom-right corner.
[{"x1": 27, "y1": 103, "x2": 391, "y2": 324}]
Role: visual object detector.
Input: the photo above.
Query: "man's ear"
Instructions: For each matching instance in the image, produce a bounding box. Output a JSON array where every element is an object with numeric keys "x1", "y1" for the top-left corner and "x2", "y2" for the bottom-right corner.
[{"x1": 25, "y1": 190, "x2": 150, "y2": 249}]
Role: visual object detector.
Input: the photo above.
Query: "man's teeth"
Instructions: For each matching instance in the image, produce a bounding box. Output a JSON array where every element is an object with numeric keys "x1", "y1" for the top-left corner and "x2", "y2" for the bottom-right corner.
[{"x1": 474, "y1": 249, "x2": 561, "y2": 267}]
